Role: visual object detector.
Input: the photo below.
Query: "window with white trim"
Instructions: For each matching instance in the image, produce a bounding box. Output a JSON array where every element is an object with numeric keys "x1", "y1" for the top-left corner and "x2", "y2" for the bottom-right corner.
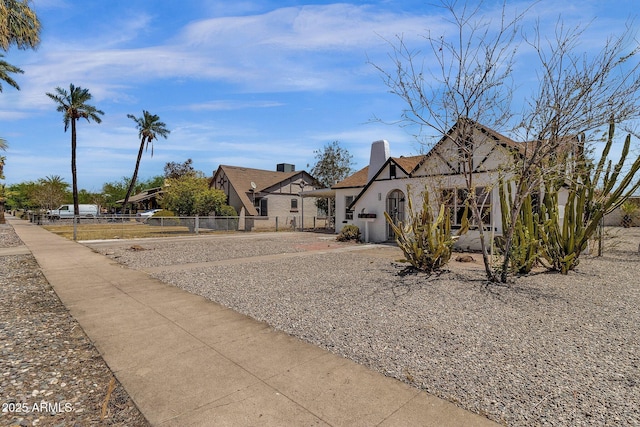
[
  {"x1": 345, "y1": 195, "x2": 354, "y2": 220},
  {"x1": 442, "y1": 186, "x2": 491, "y2": 227}
]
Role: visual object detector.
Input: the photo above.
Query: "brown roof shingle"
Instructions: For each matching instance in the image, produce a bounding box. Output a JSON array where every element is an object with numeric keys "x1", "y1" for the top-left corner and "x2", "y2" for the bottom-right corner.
[{"x1": 332, "y1": 166, "x2": 369, "y2": 189}]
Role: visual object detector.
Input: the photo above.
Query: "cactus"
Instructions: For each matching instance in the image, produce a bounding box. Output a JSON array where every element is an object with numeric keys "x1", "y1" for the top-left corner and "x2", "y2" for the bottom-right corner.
[
  {"x1": 384, "y1": 186, "x2": 467, "y2": 272},
  {"x1": 538, "y1": 184, "x2": 580, "y2": 273},
  {"x1": 538, "y1": 120, "x2": 640, "y2": 273},
  {"x1": 497, "y1": 178, "x2": 542, "y2": 275}
]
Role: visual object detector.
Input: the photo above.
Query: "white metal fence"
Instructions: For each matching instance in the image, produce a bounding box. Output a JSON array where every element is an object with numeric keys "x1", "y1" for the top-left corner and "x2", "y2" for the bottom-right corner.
[{"x1": 26, "y1": 212, "x2": 334, "y2": 240}]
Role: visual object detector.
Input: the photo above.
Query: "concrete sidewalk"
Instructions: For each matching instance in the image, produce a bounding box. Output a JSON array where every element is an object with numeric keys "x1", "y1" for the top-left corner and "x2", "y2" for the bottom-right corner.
[{"x1": 8, "y1": 217, "x2": 499, "y2": 426}]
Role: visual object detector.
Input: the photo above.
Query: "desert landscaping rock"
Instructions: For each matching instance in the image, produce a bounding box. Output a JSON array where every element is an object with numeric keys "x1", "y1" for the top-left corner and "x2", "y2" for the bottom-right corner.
[
  {"x1": 0, "y1": 225, "x2": 149, "y2": 426},
  {"x1": 4, "y1": 220, "x2": 640, "y2": 426},
  {"x1": 92, "y1": 229, "x2": 640, "y2": 427}
]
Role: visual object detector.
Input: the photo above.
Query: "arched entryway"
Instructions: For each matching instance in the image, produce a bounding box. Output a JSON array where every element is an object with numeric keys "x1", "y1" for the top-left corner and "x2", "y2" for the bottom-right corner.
[{"x1": 386, "y1": 189, "x2": 405, "y2": 240}]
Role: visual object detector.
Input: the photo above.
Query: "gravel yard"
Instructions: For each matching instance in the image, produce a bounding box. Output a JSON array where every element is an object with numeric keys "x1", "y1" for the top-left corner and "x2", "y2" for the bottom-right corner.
[
  {"x1": 0, "y1": 224, "x2": 149, "y2": 426},
  {"x1": 3, "y1": 220, "x2": 639, "y2": 426},
  {"x1": 92, "y1": 228, "x2": 640, "y2": 427}
]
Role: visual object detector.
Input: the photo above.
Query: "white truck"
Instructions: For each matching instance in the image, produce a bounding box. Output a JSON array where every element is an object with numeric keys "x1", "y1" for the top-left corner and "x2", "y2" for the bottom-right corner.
[{"x1": 47, "y1": 204, "x2": 99, "y2": 220}]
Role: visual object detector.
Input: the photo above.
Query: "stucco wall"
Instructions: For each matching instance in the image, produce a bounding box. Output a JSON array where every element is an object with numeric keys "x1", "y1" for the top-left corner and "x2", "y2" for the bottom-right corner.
[
  {"x1": 335, "y1": 188, "x2": 363, "y2": 232},
  {"x1": 351, "y1": 173, "x2": 503, "y2": 247},
  {"x1": 247, "y1": 193, "x2": 319, "y2": 230}
]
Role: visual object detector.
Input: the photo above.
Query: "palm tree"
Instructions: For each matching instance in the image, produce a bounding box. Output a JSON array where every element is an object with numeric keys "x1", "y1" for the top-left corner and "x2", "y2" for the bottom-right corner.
[
  {"x1": 0, "y1": 138, "x2": 6, "y2": 223},
  {"x1": 46, "y1": 84, "x2": 104, "y2": 216},
  {"x1": 1, "y1": 0, "x2": 41, "y2": 51},
  {"x1": 0, "y1": 138, "x2": 6, "y2": 179},
  {"x1": 0, "y1": 53, "x2": 21, "y2": 91},
  {"x1": 122, "y1": 110, "x2": 170, "y2": 211}
]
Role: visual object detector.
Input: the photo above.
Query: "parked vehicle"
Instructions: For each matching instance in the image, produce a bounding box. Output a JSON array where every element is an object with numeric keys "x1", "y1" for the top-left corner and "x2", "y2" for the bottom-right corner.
[
  {"x1": 136, "y1": 208, "x2": 162, "y2": 222},
  {"x1": 47, "y1": 204, "x2": 99, "y2": 220}
]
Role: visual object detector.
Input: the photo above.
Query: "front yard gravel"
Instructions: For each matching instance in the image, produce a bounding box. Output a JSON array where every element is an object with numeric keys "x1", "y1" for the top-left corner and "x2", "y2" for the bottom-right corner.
[{"x1": 92, "y1": 229, "x2": 640, "y2": 427}]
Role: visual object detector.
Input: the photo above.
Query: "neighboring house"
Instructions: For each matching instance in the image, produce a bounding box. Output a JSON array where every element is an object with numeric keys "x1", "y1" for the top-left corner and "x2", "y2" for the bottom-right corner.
[
  {"x1": 210, "y1": 163, "x2": 321, "y2": 230},
  {"x1": 333, "y1": 119, "x2": 569, "y2": 250},
  {"x1": 116, "y1": 186, "x2": 163, "y2": 213},
  {"x1": 604, "y1": 196, "x2": 640, "y2": 226}
]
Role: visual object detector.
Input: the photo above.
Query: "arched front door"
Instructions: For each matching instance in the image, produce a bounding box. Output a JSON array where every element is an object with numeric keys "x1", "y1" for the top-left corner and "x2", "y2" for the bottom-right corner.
[{"x1": 386, "y1": 189, "x2": 405, "y2": 240}]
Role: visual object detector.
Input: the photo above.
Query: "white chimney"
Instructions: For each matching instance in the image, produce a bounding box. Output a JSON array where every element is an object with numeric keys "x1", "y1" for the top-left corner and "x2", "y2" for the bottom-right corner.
[{"x1": 368, "y1": 140, "x2": 390, "y2": 182}]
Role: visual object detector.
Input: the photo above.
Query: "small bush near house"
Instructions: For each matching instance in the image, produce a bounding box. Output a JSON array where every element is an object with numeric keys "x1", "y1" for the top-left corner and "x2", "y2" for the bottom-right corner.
[{"x1": 337, "y1": 224, "x2": 360, "y2": 242}]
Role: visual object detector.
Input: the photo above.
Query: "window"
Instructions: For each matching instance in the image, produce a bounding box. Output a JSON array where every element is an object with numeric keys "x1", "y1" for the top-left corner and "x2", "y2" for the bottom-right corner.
[
  {"x1": 261, "y1": 199, "x2": 268, "y2": 216},
  {"x1": 345, "y1": 195, "x2": 354, "y2": 220},
  {"x1": 255, "y1": 198, "x2": 268, "y2": 216},
  {"x1": 474, "y1": 187, "x2": 491, "y2": 225},
  {"x1": 389, "y1": 164, "x2": 397, "y2": 178},
  {"x1": 290, "y1": 198, "x2": 298, "y2": 211},
  {"x1": 441, "y1": 186, "x2": 491, "y2": 227}
]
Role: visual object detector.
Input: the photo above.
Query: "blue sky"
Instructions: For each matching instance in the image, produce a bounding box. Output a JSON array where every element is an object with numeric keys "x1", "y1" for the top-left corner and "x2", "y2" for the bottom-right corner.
[{"x1": 0, "y1": 0, "x2": 637, "y2": 191}]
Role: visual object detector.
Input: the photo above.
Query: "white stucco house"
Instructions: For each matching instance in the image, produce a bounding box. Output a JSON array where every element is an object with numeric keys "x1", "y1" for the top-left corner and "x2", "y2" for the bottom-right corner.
[{"x1": 333, "y1": 119, "x2": 563, "y2": 250}]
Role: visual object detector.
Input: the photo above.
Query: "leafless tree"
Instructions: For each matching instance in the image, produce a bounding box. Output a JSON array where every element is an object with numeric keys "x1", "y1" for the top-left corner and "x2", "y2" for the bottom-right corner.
[
  {"x1": 499, "y1": 18, "x2": 640, "y2": 281},
  {"x1": 373, "y1": 1, "x2": 640, "y2": 282},
  {"x1": 371, "y1": 0, "x2": 529, "y2": 281}
]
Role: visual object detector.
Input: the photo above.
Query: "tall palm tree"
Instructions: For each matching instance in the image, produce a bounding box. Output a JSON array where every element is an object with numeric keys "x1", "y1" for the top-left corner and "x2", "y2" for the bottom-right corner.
[
  {"x1": 1, "y1": 0, "x2": 40, "y2": 222},
  {"x1": 122, "y1": 110, "x2": 170, "y2": 211},
  {"x1": 1, "y1": 0, "x2": 41, "y2": 51},
  {"x1": 46, "y1": 84, "x2": 103, "y2": 216}
]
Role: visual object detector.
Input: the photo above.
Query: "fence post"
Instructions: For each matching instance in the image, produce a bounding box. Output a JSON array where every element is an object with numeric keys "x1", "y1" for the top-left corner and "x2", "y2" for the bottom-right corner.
[
  {"x1": 195, "y1": 215, "x2": 199, "y2": 235},
  {"x1": 275, "y1": 216, "x2": 278, "y2": 232}
]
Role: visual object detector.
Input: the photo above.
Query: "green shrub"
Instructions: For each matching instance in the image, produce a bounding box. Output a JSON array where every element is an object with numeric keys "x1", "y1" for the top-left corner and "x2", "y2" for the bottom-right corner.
[
  {"x1": 217, "y1": 205, "x2": 237, "y2": 216},
  {"x1": 337, "y1": 224, "x2": 361, "y2": 242},
  {"x1": 162, "y1": 176, "x2": 226, "y2": 216}
]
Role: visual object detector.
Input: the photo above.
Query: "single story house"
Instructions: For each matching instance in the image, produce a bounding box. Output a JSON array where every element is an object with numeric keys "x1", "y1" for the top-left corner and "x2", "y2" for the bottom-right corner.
[
  {"x1": 333, "y1": 119, "x2": 572, "y2": 250},
  {"x1": 116, "y1": 186, "x2": 163, "y2": 214},
  {"x1": 210, "y1": 163, "x2": 322, "y2": 230}
]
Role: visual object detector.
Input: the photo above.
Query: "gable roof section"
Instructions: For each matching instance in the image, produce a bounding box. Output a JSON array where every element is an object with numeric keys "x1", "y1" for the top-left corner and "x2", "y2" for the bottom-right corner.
[
  {"x1": 340, "y1": 119, "x2": 530, "y2": 210},
  {"x1": 393, "y1": 155, "x2": 425, "y2": 175},
  {"x1": 217, "y1": 165, "x2": 299, "y2": 193},
  {"x1": 410, "y1": 118, "x2": 524, "y2": 174},
  {"x1": 213, "y1": 165, "x2": 310, "y2": 216},
  {"x1": 343, "y1": 155, "x2": 425, "y2": 209},
  {"x1": 332, "y1": 154, "x2": 424, "y2": 191}
]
